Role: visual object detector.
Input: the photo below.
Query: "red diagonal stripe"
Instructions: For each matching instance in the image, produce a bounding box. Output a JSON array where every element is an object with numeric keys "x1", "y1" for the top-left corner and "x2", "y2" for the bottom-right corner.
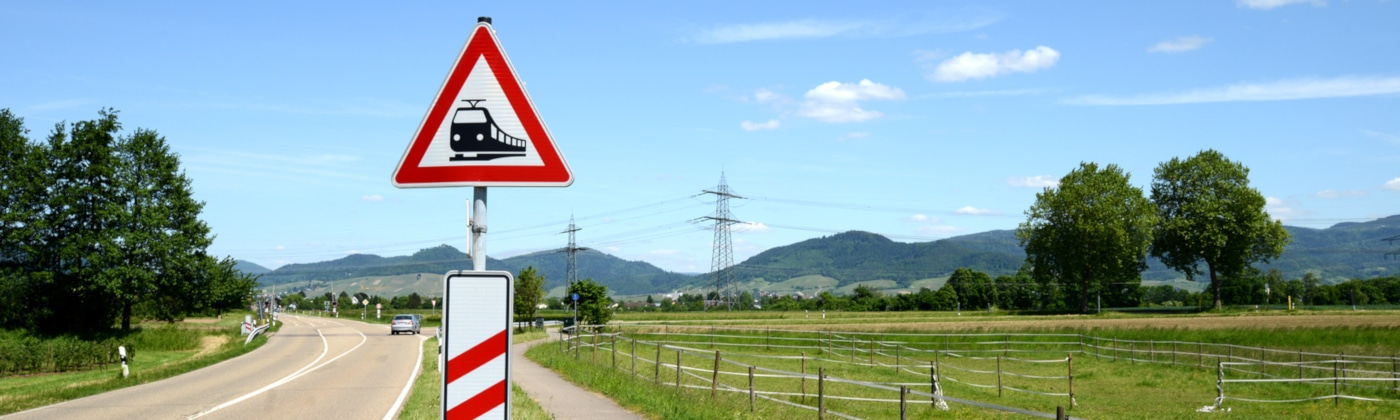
[
  {"x1": 447, "y1": 329, "x2": 507, "y2": 385},
  {"x1": 447, "y1": 379, "x2": 505, "y2": 419}
]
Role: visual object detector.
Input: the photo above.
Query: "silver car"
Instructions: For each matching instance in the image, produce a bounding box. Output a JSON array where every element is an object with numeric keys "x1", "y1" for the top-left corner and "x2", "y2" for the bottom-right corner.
[{"x1": 390, "y1": 314, "x2": 421, "y2": 335}]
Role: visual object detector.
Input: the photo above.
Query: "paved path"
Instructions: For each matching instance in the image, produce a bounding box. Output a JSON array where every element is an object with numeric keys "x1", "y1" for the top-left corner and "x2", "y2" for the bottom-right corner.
[{"x1": 512, "y1": 332, "x2": 644, "y2": 420}]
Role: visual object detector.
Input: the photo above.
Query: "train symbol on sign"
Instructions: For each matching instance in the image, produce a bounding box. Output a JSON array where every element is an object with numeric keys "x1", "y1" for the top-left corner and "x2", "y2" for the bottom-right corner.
[{"x1": 449, "y1": 99, "x2": 527, "y2": 161}]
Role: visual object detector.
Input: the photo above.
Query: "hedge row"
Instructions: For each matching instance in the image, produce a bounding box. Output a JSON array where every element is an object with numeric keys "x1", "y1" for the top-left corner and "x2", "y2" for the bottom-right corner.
[{"x1": 0, "y1": 336, "x2": 132, "y2": 377}]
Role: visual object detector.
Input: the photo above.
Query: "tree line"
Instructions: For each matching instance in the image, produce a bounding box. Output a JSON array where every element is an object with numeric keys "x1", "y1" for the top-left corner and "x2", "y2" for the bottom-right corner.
[{"x1": 0, "y1": 109, "x2": 257, "y2": 334}]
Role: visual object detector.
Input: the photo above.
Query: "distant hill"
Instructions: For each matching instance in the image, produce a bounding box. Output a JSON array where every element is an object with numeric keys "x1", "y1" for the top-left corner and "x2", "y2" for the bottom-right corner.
[
  {"x1": 248, "y1": 215, "x2": 1400, "y2": 298},
  {"x1": 234, "y1": 260, "x2": 271, "y2": 276}
]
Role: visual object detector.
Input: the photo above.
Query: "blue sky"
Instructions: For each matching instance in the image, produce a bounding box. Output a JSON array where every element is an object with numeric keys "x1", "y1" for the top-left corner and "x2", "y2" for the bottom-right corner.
[{"x1": 4, "y1": 1, "x2": 1398, "y2": 273}]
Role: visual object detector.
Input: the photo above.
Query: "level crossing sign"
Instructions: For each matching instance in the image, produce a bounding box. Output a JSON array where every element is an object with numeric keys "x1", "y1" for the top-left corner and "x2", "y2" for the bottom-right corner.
[
  {"x1": 392, "y1": 19, "x2": 572, "y2": 188},
  {"x1": 442, "y1": 270, "x2": 513, "y2": 419}
]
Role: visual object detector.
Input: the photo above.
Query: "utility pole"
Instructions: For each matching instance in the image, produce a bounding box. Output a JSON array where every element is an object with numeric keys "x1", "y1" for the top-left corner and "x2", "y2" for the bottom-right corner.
[
  {"x1": 560, "y1": 215, "x2": 589, "y2": 289},
  {"x1": 698, "y1": 173, "x2": 744, "y2": 311}
]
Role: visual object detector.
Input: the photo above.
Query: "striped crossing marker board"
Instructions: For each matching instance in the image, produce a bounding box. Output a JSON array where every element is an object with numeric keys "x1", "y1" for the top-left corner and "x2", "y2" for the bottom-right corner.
[{"x1": 442, "y1": 270, "x2": 513, "y2": 419}]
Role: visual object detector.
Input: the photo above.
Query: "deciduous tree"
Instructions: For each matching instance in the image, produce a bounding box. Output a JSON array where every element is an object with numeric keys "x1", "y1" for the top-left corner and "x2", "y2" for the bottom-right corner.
[
  {"x1": 514, "y1": 266, "x2": 545, "y2": 324},
  {"x1": 1150, "y1": 150, "x2": 1290, "y2": 310},
  {"x1": 1017, "y1": 162, "x2": 1157, "y2": 313}
]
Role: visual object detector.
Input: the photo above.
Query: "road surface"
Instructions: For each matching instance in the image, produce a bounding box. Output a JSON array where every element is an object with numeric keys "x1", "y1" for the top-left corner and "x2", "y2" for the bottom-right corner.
[{"x1": 3, "y1": 314, "x2": 428, "y2": 420}]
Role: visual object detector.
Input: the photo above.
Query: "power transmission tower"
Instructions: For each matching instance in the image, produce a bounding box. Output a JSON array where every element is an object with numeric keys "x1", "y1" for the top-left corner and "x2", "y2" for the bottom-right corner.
[
  {"x1": 560, "y1": 215, "x2": 588, "y2": 288},
  {"x1": 699, "y1": 173, "x2": 744, "y2": 311}
]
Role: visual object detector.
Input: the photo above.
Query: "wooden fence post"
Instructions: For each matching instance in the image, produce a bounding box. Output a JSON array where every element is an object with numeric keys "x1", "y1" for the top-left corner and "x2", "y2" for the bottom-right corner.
[
  {"x1": 997, "y1": 355, "x2": 1003, "y2": 397},
  {"x1": 869, "y1": 339, "x2": 875, "y2": 366},
  {"x1": 818, "y1": 367, "x2": 826, "y2": 419},
  {"x1": 748, "y1": 366, "x2": 755, "y2": 412},
  {"x1": 1391, "y1": 354, "x2": 1397, "y2": 394},
  {"x1": 611, "y1": 333, "x2": 617, "y2": 368},
  {"x1": 1067, "y1": 352, "x2": 1075, "y2": 407},
  {"x1": 1334, "y1": 359, "x2": 1340, "y2": 406},
  {"x1": 801, "y1": 351, "x2": 807, "y2": 403},
  {"x1": 899, "y1": 385, "x2": 908, "y2": 420},
  {"x1": 631, "y1": 338, "x2": 636, "y2": 376},
  {"x1": 712, "y1": 350, "x2": 721, "y2": 397},
  {"x1": 592, "y1": 330, "x2": 598, "y2": 363},
  {"x1": 930, "y1": 361, "x2": 937, "y2": 408},
  {"x1": 677, "y1": 349, "x2": 683, "y2": 392},
  {"x1": 655, "y1": 344, "x2": 661, "y2": 382}
]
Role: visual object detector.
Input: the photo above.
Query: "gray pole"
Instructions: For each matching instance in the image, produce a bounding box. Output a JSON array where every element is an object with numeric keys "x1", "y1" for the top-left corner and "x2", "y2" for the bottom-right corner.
[{"x1": 472, "y1": 187, "x2": 487, "y2": 271}]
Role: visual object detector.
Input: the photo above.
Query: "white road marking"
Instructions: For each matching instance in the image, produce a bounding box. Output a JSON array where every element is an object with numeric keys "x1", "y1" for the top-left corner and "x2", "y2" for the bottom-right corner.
[{"x1": 187, "y1": 316, "x2": 367, "y2": 419}]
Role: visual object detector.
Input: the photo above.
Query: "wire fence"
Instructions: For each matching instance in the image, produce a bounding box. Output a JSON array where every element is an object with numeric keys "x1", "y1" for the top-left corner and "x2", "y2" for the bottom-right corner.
[
  {"x1": 556, "y1": 324, "x2": 1400, "y2": 417},
  {"x1": 561, "y1": 325, "x2": 1083, "y2": 419}
]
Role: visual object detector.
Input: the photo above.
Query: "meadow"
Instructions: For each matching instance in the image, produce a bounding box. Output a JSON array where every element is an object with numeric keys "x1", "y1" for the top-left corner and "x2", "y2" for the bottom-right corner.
[{"x1": 528, "y1": 310, "x2": 1400, "y2": 419}]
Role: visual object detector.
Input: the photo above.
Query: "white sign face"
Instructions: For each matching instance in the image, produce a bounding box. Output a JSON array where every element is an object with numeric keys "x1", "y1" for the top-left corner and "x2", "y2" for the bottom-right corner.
[{"x1": 442, "y1": 270, "x2": 513, "y2": 419}]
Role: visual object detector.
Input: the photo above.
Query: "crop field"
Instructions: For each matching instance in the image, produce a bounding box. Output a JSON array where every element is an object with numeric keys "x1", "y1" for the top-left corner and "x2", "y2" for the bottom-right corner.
[{"x1": 529, "y1": 311, "x2": 1400, "y2": 419}]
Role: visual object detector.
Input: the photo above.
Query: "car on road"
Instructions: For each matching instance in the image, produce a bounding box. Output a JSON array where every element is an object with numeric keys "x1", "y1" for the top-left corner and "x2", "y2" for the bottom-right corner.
[{"x1": 390, "y1": 314, "x2": 421, "y2": 335}]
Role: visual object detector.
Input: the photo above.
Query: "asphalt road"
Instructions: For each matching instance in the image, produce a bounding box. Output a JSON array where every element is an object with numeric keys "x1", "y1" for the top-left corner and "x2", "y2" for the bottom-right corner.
[{"x1": 3, "y1": 315, "x2": 429, "y2": 420}]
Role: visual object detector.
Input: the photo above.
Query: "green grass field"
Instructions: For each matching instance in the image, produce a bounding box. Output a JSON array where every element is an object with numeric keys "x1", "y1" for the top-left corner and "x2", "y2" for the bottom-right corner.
[
  {"x1": 527, "y1": 310, "x2": 1400, "y2": 419},
  {"x1": 0, "y1": 313, "x2": 274, "y2": 415}
]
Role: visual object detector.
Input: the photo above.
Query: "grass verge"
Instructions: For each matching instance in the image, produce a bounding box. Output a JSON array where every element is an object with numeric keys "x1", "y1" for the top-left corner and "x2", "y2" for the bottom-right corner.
[
  {"x1": 398, "y1": 329, "x2": 551, "y2": 419},
  {"x1": 0, "y1": 319, "x2": 275, "y2": 415}
]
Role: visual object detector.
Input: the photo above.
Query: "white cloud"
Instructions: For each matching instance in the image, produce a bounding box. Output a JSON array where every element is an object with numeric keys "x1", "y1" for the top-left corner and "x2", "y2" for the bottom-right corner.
[
  {"x1": 1385, "y1": 178, "x2": 1400, "y2": 191},
  {"x1": 1237, "y1": 0, "x2": 1325, "y2": 10},
  {"x1": 930, "y1": 46, "x2": 1060, "y2": 82},
  {"x1": 274, "y1": 245, "x2": 286, "y2": 251},
  {"x1": 734, "y1": 222, "x2": 770, "y2": 233},
  {"x1": 693, "y1": 13, "x2": 1000, "y2": 44},
  {"x1": 740, "y1": 120, "x2": 781, "y2": 131},
  {"x1": 955, "y1": 206, "x2": 999, "y2": 216},
  {"x1": 796, "y1": 79, "x2": 906, "y2": 123},
  {"x1": 1006, "y1": 175, "x2": 1059, "y2": 188},
  {"x1": 1066, "y1": 76, "x2": 1400, "y2": 106},
  {"x1": 1316, "y1": 189, "x2": 1367, "y2": 198},
  {"x1": 1265, "y1": 197, "x2": 1302, "y2": 221},
  {"x1": 1149, "y1": 36, "x2": 1212, "y2": 53},
  {"x1": 753, "y1": 88, "x2": 785, "y2": 103},
  {"x1": 908, "y1": 214, "x2": 938, "y2": 222},
  {"x1": 361, "y1": 194, "x2": 384, "y2": 202}
]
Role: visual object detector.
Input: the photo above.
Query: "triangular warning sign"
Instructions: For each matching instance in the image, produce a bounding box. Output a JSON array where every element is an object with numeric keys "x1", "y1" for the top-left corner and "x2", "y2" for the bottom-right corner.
[{"x1": 393, "y1": 22, "x2": 572, "y2": 188}]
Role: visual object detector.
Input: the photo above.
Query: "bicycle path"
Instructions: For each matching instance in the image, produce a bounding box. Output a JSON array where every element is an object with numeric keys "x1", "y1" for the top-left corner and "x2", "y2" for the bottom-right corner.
[{"x1": 512, "y1": 332, "x2": 645, "y2": 420}]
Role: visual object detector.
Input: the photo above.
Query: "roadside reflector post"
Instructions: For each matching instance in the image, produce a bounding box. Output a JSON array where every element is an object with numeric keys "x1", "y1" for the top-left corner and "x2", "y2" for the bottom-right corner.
[{"x1": 118, "y1": 346, "x2": 128, "y2": 378}]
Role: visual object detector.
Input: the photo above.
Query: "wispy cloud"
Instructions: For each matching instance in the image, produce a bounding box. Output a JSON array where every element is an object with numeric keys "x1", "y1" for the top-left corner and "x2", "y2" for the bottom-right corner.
[
  {"x1": 923, "y1": 88, "x2": 1056, "y2": 98},
  {"x1": 1007, "y1": 175, "x2": 1059, "y2": 188},
  {"x1": 837, "y1": 132, "x2": 870, "y2": 141},
  {"x1": 734, "y1": 222, "x2": 770, "y2": 233},
  {"x1": 1316, "y1": 189, "x2": 1366, "y2": 198},
  {"x1": 361, "y1": 194, "x2": 384, "y2": 202},
  {"x1": 797, "y1": 79, "x2": 906, "y2": 123},
  {"x1": 1065, "y1": 75, "x2": 1400, "y2": 106},
  {"x1": 693, "y1": 12, "x2": 1001, "y2": 44},
  {"x1": 1237, "y1": 0, "x2": 1326, "y2": 10},
  {"x1": 1149, "y1": 36, "x2": 1212, "y2": 53},
  {"x1": 955, "y1": 206, "x2": 1000, "y2": 216},
  {"x1": 1362, "y1": 129, "x2": 1400, "y2": 145},
  {"x1": 740, "y1": 120, "x2": 781, "y2": 131},
  {"x1": 928, "y1": 46, "x2": 1060, "y2": 82}
]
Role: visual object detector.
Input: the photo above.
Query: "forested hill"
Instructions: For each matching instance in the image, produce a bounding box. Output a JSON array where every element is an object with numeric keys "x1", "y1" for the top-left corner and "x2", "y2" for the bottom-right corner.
[
  {"x1": 255, "y1": 245, "x2": 500, "y2": 286},
  {"x1": 245, "y1": 215, "x2": 1399, "y2": 296},
  {"x1": 234, "y1": 260, "x2": 271, "y2": 275},
  {"x1": 729, "y1": 231, "x2": 1024, "y2": 284},
  {"x1": 251, "y1": 244, "x2": 692, "y2": 296},
  {"x1": 729, "y1": 215, "x2": 1400, "y2": 287}
]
